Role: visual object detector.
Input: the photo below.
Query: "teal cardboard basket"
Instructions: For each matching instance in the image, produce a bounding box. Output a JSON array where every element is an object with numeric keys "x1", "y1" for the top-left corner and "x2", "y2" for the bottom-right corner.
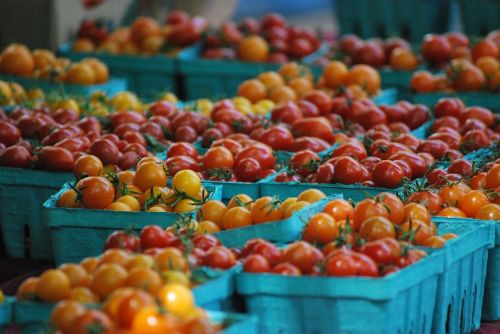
[
  {"x1": 410, "y1": 119, "x2": 433, "y2": 140},
  {"x1": 0, "y1": 297, "x2": 14, "y2": 326},
  {"x1": 335, "y1": 0, "x2": 451, "y2": 43},
  {"x1": 0, "y1": 74, "x2": 126, "y2": 98},
  {"x1": 484, "y1": 221, "x2": 500, "y2": 321},
  {"x1": 44, "y1": 183, "x2": 222, "y2": 265},
  {"x1": 0, "y1": 167, "x2": 72, "y2": 259},
  {"x1": 178, "y1": 57, "x2": 281, "y2": 100},
  {"x1": 201, "y1": 180, "x2": 261, "y2": 202},
  {"x1": 431, "y1": 218, "x2": 495, "y2": 333},
  {"x1": 58, "y1": 43, "x2": 177, "y2": 100},
  {"x1": 412, "y1": 92, "x2": 500, "y2": 113},
  {"x1": 236, "y1": 249, "x2": 443, "y2": 334},
  {"x1": 260, "y1": 170, "x2": 401, "y2": 202},
  {"x1": 462, "y1": 145, "x2": 500, "y2": 166},
  {"x1": 215, "y1": 195, "x2": 340, "y2": 249},
  {"x1": 193, "y1": 266, "x2": 240, "y2": 311},
  {"x1": 459, "y1": 0, "x2": 500, "y2": 36},
  {"x1": 211, "y1": 311, "x2": 258, "y2": 334}
]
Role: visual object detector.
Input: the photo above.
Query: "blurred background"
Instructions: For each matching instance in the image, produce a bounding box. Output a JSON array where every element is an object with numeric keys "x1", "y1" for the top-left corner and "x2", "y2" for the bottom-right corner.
[{"x1": 0, "y1": 0, "x2": 500, "y2": 50}]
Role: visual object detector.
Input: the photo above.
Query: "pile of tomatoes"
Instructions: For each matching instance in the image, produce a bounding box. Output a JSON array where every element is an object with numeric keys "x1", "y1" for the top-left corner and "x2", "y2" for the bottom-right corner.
[
  {"x1": 242, "y1": 193, "x2": 452, "y2": 277},
  {"x1": 0, "y1": 44, "x2": 109, "y2": 85},
  {"x1": 73, "y1": 11, "x2": 207, "y2": 55},
  {"x1": 406, "y1": 157, "x2": 500, "y2": 220},
  {"x1": 168, "y1": 140, "x2": 277, "y2": 182},
  {"x1": 317, "y1": 35, "x2": 418, "y2": 71},
  {"x1": 49, "y1": 287, "x2": 221, "y2": 334},
  {"x1": 201, "y1": 13, "x2": 321, "y2": 63},
  {"x1": 237, "y1": 61, "x2": 381, "y2": 106},
  {"x1": 427, "y1": 98, "x2": 499, "y2": 154},
  {"x1": 411, "y1": 31, "x2": 500, "y2": 92},
  {"x1": 17, "y1": 233, "x2": 233, "y2": 333},
  {"x1": 58, "y1": 155, "x2": 209, "y2": 213}
]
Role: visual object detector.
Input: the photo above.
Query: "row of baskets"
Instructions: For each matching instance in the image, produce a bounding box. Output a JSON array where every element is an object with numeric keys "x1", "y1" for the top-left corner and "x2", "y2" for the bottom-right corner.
[
  {"x1": 335, "y1": 0, "x2": 499, "y2": 41},
  {"x1": 0, "y1": 193, "x2": 498, "y2": 333}
]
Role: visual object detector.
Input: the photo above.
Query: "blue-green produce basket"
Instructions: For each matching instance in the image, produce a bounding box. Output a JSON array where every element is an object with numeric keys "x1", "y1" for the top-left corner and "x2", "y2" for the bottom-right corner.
[
  {"x1": 193, "y1": 266, "x2": 241, "y2": 311},
  {"x1": 459, "y1": 0, "x2": 500, "y2": 36},
  {"x1": 215, "y1": 195, "x2": 340, "y2": 249},
  {"x1": 178, "y1": 56, "x2": 281, "y2": 101},
  {"x1": 236, "y1": 249, "x2": 443, "y2": 334},
  {"x1": 0, "y1": 167, "x2": 72, "y2": 259},
  {"x1": 44, "y1": 183, "x2": 222, "y2": 265},
  {"x1": 412, "y1": 92, "x2": 500, "y2": 113},
  {"x1": 58, "y1": 43, "x2": 176, "y2": 100},
  {"x1": 0, "y1": 74, "x2": 126, "y2": 98},
  {"x1": 431, "y1": 218, "x2": 495, "y2": 334},
  {"x1": 335, "y1": 0, "x2": 451, "y2": 43},
  {"x1": 484, "y1": 222, "x2": 500, "y2": 321},
  {"x1": 212, "y1": 311, "x2": 258, "y2": 334},
  {"x1": 0, "y1": 297, "x2": 14, "y2": 326}
]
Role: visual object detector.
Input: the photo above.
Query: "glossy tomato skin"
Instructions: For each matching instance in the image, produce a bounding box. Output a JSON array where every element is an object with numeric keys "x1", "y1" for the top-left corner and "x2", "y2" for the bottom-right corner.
[
  {"x1": 389, "y1": 151, "x2": 427, "y2": 178},
  {"x1": 448, "y1": 159, "x2": 473, "y2": 176},
  {"x1": 244, "y1": 254, "x2": 271, "y2": 273},
  {"x1": 417, "y1": 139, "x2": 449, "y2": 159},
  {"x1": 422, "y1": 34, "x2": 452, "y2": 65},
  {"x1": 290, "y1": 137, "x2": 329, "y2": 152},
  {"x1": 202, "y1": 246, "x2": 237, "y2": 270},
  {"x1": 200, "y1": 128, "x2": 223, "y2": 148},
  {"x1": 90, "y1": 139, "x2": 120, "y2": 165},
  {"x1": 259, "y1": 126, "x2": 293, "y2": 151},
  {"x1": 234, "y1": 157, "x2": 262, "y2": 182},
  {"x1": 140, "y1": 226, "x2": 175, "y2": 250},
  {"x1": 0, "y1": 121, "x2": 21, "y2": 146},
  {"x1": 0, "y1": 145, "x2": 32, "y2": 168},
  {"x1": 167, "y1": 142, "x2": 198, "y2": 161},
  {"x1": 165, "y1": 155, "x2": 199, "y2": 176},
  {"x1": 333, "y1": 156, "x2": 367, "y2": 184},
  {"x1": 372, "y1": 160, "x2": 404, "y2": 188},
  {"x1": 290, "y1": 149, "x2": 320, "y2": 177},
  {"x1": 434, "y1": 98, "x2": 465, "y2": 118},
  {"x1": 105, "y1": 231, "x2": 141, "y2": 252},
  {"x1": 315, "y1": 163, "x2": 335, "y2": 183},
  {"x1": 404, "y1": 104, "x2": 430, "y2": 129},
  {"x1": 271, "y1": 102, "x2": 303, "y2": 125},
  {"x1": 235, "y1": 144, "x2": 276, "y2": 170},
  {"x1": 297, "y1": 100, "x2": 320, "y2": 118},
  {"x1": 38, "y1": 147, "x2": 75, "y2": 172},
  {"x1": 461, "y1": 130, "x2": 491, "y2": 152},
  {"x1": 275, "y1": 171, "x2": 301, "y2": 183}
]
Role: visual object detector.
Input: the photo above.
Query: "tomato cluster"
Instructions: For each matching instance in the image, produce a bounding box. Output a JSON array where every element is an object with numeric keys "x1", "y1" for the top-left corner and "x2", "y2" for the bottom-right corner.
[
  {"x1": 273, "y1": 102, "x2": 433, "y2": 188},
  {"x1": 242, "y1": 193, "x2": 453, "y2": 277},
  {"x1": 411, "y1": 31, "x2": 500, "y2": 92},
  {"x1": 316, "y1": 35, "x2": 418, "y2": 71},
  {"x1": 202, "y1": 13, "x2": 321, "y2": 63},
  {"x1": 59, "y1": 156, "x2": 207, "y2": 213},
  {"x1": 72, "y1": 12, "x2": 207, "y2": 55},
  {"x1": 18, "y1": 235, "x2": 228, "y2": 333},
  {"x1": 428, "y1": 98, "x2": 499, "y2": 154},
  {"x1": 0, "y1": 44, "x2": 109, "y2": 85},
  {"x1": 50, "y1": 286, "x2": 220, "y2": 334},
  {"x1": 238, "y1": 61, "x2": 381, "y2": 107},
  {"x1": 406, "y1": 157, "x2": 500, "y2": 220}
]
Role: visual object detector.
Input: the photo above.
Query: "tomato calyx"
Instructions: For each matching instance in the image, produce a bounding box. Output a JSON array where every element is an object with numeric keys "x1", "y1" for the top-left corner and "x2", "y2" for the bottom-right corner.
[
  {"x1": 262, "y1": 195, "x2": 283, "y2": 215},
  {"x1": 230, "y1": 195, "x2": 253, "y2": 208},
  {"x1": 396, "y1": 218, "x2": 418, "y2": 243}
]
